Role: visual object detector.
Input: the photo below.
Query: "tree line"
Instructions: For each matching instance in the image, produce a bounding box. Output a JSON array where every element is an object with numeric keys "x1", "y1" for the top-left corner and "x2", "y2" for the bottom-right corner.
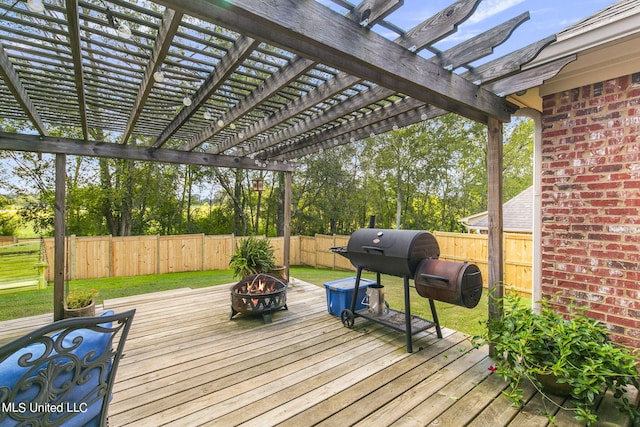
[{"x1": 0, "y1": 114, "x2": 533, "y2": 238}]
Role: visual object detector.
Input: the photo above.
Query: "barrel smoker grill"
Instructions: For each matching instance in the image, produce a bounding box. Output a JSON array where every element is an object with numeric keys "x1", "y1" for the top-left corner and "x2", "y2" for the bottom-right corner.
[{"x1": 332, "y1": 228, "x2": 482, "y2": 353}]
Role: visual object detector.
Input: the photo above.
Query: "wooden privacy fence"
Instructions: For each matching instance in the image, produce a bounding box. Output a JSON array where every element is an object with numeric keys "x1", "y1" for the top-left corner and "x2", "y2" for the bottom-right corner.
[
  {"x1": 30, "y1": 234, "x2": 299, "y2": 281},
  {"x1": 12, "y1": 232, "x2": 531, "y2": 296}
]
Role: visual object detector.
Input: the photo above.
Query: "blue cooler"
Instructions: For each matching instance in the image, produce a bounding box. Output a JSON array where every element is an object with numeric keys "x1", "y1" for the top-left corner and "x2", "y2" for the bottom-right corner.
[{"x1": 323, "y1": 277, "x2": 377, "y2": 317}]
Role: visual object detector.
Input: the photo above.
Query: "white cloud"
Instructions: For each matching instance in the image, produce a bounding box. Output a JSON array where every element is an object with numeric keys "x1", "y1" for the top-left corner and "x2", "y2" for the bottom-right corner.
[{"x1": 467, "y1": 0, "x2": 526, "y2": 24}]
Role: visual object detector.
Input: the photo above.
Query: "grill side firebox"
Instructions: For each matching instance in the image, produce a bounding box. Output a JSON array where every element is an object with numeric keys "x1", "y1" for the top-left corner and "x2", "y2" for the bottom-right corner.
[{"x1": 332, "y1": 227, "x2": 482, "y2": 353}]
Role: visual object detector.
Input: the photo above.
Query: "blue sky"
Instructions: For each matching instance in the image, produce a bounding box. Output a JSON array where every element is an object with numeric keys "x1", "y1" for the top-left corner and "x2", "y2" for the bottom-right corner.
[{"x1": 349, "y1": 0, "x2": 617, "y2": 60}]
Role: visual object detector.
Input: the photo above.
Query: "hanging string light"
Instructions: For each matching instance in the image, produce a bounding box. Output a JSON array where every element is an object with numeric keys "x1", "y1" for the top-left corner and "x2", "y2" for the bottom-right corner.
[
  {"x1": 153, "y1": 70, "x2": 165, "y2": 83},
  {"x1": 105, "y1": 6, "x2": 131, "y2": 40},
  {"x1": 182, "y1": 93, "x2": 192, "y2": 107},
  {"x1": 203, "y1": 109, "x2": 212, "y2": 120},
  {"x1": 26, "y1": 0, "x2": 45, "y2": 13},
  {"x1": 117, "y1": 22, "x2": 132, "y2": 39}
]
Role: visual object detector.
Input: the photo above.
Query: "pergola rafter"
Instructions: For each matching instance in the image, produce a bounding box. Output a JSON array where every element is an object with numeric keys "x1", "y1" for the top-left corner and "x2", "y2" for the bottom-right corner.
[
  {"x1": 0, "y1": 0, "x2": 573, "y2": 166},
  {"x1": 0, "y1": 42, "x2": 48, "y2": 136},
  {"x1": 123, "y1": 8, "x2": 182, "y2": 145}
]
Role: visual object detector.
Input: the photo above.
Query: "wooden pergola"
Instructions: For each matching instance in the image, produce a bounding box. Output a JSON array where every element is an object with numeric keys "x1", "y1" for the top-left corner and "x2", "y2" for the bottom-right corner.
[{"x1": 0, "y1": 0, "x2": 574, "y2": 327}]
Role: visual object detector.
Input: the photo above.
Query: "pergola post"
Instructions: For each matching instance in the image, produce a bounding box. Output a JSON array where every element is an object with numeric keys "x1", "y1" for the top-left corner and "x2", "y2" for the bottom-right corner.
[
  {"x1": 487, "y1": 117, "x2": 504, "y2": 357},
  {"x1": 53, "y1": 153, "x2": 66, "y2": 321},
  {"x1": 283, "y1": 171, "x2": 292, "y2": 280}
]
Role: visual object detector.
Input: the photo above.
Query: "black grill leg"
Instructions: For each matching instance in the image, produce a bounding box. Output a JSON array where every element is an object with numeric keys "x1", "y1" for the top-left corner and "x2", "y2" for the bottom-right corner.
[
  {"x1": 350, "y1": 267, "x2": 363, "y2": 313},
  {"x1": 429, "y1": 299, "x2": 443, "y2": 338},
  {"x1": 404, "y1": 275, "x2": 413, "y2": 353}
]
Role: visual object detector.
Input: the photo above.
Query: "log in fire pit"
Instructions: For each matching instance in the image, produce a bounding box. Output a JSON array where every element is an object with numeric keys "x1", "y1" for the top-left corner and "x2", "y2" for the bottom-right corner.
[{"x1": 230, "y1": 273, "x2": 288, "y2": 323}]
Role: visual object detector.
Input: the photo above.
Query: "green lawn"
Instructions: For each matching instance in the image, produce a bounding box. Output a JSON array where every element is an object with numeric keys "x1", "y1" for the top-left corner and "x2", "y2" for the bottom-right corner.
[
  {"x1": 0, "y1": 266, "x2": 494, "y2": 336},
  {"x1": 0, "y1": 242, "x2": 43, "y2": 286}
]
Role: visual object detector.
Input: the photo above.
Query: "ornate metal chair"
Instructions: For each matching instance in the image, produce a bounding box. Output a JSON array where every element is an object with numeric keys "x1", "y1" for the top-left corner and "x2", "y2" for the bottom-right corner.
[{"x1": 0, "y1": 309, "x2": 135, "y2": 427}]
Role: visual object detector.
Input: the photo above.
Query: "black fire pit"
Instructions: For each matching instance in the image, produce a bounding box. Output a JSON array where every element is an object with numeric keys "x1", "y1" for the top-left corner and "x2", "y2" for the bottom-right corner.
[{"x1": 230, "y1": 273, "x2": 288, "y2": 324}]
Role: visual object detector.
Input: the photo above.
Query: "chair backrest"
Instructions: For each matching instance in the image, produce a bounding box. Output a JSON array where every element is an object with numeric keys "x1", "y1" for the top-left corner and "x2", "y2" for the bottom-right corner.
[{"x1": 0, "y1": 309, "x2": 135, "y2": 427}]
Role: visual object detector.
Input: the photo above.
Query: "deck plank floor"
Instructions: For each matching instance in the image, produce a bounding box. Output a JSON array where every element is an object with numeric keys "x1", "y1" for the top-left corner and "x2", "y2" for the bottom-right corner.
[{"x1": 1, "y1": 278, "x2": 635, "y2": 426}]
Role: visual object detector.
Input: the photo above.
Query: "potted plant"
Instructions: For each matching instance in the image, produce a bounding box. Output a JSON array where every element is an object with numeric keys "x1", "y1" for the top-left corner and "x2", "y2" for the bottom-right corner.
[
  {"x1": 229, "y1": 236, "x2": 276, "y2": 279},
  {"x1": 473, "y1": 292, "x2": 640, "y2": 425},
  {"x1": 63, "y1": 287, "x2": 98, "y2": 318}
]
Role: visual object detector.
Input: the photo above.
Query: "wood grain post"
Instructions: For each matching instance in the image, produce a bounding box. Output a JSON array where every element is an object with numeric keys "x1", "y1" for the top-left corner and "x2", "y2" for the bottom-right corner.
[
  {"x1": 283, "y1": 171, "x2": 292, "y2": 280},
  {"x1": 487, "y1": 117, "x2": 504, "y2": 357},
  {"x1": 53, "y1": 154, "x2": 66, "y2": 321}
]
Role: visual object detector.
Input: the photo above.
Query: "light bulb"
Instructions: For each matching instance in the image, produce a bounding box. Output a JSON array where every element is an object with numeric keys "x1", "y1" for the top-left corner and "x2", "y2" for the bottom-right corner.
[
  {"x1": 183, "y1": 96, "x2": 192, "y2": 107},
  {"x1": 216, "y1": 119, "x2": 224, "y2": 127},
  {"x1": 26, "y1": 0, "x2": 45, "y2": 13},
  {"x1": 203, "y1": 110, "x2": 212, "y2": 120},
  {"x1": 117, "y1": 23, "x2": 132, "y2": 39},
  {"x1": 153, "y1": 71, "x2": 164, "y2": 82},
  {"x1": 229, "y1": 123, "x2": 236, "y2": 130}
]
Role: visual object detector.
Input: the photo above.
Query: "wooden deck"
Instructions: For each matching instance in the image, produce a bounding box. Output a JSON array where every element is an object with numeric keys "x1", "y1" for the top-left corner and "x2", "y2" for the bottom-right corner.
[{"x1": 0, "y1": 279, "x2": 635, "y2": 426}]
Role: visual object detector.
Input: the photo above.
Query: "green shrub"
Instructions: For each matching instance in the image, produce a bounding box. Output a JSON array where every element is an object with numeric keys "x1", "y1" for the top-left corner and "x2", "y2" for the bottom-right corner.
[
  {"x1": 229, "y1": 236, "x2": 276, "y2": 278},
  {"x1": 473, "y1": 292, "x2": 640, "y2": 425}
]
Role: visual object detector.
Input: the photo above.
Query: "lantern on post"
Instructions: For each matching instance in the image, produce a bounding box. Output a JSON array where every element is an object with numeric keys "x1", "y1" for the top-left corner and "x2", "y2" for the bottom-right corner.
[
  {"x1": 252, "y1": 178, "x2": 264, "y2": 192},
  {"x1": 252, "y1": 178, "x2": 264, "y2": 234}
]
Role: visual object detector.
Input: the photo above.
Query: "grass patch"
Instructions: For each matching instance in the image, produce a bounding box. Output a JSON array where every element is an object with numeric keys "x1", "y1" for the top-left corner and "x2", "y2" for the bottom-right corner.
[
  {"x1": 0, "y1": 242, "x2": 43, "y2": 287},
  {"x1": 0, "y1": 270, "x2": 235, "y2": 321},
  {"x1": 0, "y1": 266, "x2": 523, "y2": 337}
]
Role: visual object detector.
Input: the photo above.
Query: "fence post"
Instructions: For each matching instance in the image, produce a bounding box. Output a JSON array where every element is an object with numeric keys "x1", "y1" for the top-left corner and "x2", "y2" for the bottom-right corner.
[
  {"x1": 201, "y1": 233, "x2": 206, "y2": 271},
  {"x1": 155, "y1": 234, "x2": 160, "y2": 275},
  {"x1": 108, "y1": 234, "x2": 113, "y2": 278},
  {"x1": 69, "y1": 234, "x2": 76, "y2": 281}
]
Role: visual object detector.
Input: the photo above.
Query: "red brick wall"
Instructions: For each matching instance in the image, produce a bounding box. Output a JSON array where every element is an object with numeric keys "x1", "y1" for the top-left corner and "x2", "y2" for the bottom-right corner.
[{"x1": 541, "y1": 72, "x2": 640, "y2": 349}]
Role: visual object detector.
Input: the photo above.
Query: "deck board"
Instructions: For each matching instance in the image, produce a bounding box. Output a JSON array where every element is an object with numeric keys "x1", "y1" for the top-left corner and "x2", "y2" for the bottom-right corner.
[{"x1": 1, "y1": 278, "x2": 635, "y2": 426}]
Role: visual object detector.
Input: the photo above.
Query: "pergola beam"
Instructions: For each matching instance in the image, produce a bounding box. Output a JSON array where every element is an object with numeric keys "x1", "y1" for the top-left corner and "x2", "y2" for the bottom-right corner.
[
  {"x1": 242, "y1": 84, "x2": 396, "y2": 156},
  {"x1": 212, "y1": 72, "x2": 361, "y2": 154},
  {"x1": 276, "y1": 104, "x2": 444, "y2": 161},
  {"x1": 467, "y1": 35, "x2": 557, "y2": 85},
  {"x1": 438, "y1": 12, "x2": 529, "y2": 70},
  {"x1": 65, "y1": 0, "x2": 89, "y2": 140},
  {"x1": 348, "y1": 0, "x2": 404, "y2": 28},
  {"x1": 0, "y1": 43, "x2": 48, "y2": 136},
  {"x1": 267, "y1": 97, "x2": 424, "y2": 159},
  {"x1": 236, "y1": 10, "x2": 535, "y2": 157},
  {"x1": 155, "y1": 35, "x2": 260, "y2": 149},
  {"x1": 205, "y1": 0, "x2": 404, "y2": 154},
  {"x1": 121, "y1": 8, "x2": 183, "y2": 145},
  {"x1": 184, "y1": 53, "x2": 314, "y2": 151},
  {"x1": 0, "y1": 132, "x2": 296, "y2": 172},
  {"x1": 397, "y1": 0, "x2": 480, "y2": 51},
  {"x1": 155, "y1": 0, "x2": 512, "y2": 124},
  {"x1": 265, "y1": 39, "x2": 572, "y2": 159},
  {"x1": 485, "y1": 55, "x2": 577, "y2": 97},
  {"x1": 211, "y1": 0, "x2": 486, "y2": 155}
]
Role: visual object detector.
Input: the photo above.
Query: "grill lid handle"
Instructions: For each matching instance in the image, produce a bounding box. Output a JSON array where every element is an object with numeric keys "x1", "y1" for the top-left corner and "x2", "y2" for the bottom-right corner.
[
  {"x1": 361, "y1": 245, "x2": 385, "y2": 254},
  {"x1": 420, "y1": 273, "x2": 450, "y2": 283}
]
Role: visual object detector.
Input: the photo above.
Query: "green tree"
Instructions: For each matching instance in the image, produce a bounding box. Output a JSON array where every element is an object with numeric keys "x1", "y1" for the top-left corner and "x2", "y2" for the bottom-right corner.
[
  {"x1": 503, "y1": 118, "x2": 534, "y2": 200},
  {"x1": 292, "y1": 145, "x2": 363, "y2": 235}
]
